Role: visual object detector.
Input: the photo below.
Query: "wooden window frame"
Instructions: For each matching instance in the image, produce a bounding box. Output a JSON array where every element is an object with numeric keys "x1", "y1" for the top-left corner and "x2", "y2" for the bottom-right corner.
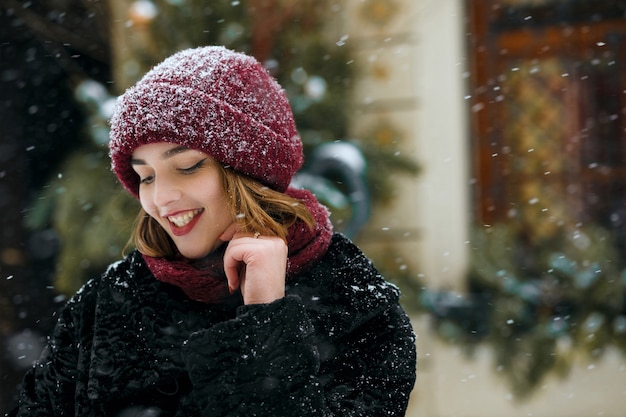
[{"x1": 466, "y1": 0, "x2": 626, "y2": 227}]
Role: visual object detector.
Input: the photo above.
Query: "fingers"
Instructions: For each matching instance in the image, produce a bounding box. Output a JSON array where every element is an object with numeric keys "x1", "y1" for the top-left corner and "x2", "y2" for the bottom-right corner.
[
  {"x1": 223, "y1": 242, "x2": 244, "y2": 294},
  {"x1": 222, "y1": 227, "x2": 262, "y2": 293},
  {"x1": 223, "y1": 233, "x2": 288, "y2": 305}
]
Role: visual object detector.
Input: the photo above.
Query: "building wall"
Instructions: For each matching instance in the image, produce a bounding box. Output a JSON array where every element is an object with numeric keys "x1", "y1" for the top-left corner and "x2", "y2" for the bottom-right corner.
[
  {"x1": 339, "y1": 0, "x2": 626, "y2": 416},
  {"x1": 342, "y1": 0, "x2": 470, "y2": 290},
  {"x1": 337, "y1": 0, "x2": 423, "y2": 279}
]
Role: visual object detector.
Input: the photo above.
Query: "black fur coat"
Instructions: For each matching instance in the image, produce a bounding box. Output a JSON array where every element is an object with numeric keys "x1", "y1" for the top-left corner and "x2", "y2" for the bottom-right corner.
[{"x1": 13, "y1": 234, "x2": 416, "y2": 416}]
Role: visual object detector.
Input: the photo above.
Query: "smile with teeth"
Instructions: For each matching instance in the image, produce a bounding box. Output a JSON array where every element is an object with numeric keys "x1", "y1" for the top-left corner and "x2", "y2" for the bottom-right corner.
[{"x1": 168, "y1": 209, "x2": 203, "y2": 227}]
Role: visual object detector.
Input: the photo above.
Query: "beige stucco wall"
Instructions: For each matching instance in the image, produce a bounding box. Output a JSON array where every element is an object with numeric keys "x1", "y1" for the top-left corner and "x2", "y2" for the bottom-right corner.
[
  {"x1": 341, "y1": 0, "x2": 470, "y2": 290},
  {"x1": 338, "y1": 0, "x2": 626, "y2": 416},
  {"x1": 335, "y1": 0, "x2": 423, "y2": 278},
  {"x1": 410, "y1": 313, "x2": 626, "y2": 417}
]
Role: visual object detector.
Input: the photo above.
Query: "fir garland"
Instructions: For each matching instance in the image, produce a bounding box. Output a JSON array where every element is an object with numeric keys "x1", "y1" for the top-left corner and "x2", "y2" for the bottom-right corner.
[{"x1": 390, "y1": 222, "x2": 626, "y2": 399}]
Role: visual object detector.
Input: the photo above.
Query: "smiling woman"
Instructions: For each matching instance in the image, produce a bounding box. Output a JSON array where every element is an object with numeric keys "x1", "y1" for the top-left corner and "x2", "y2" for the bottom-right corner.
[
  {"x1": 131, "y1": 144, "x2": 234, "y2": 260},
  {"x1": 9, "y1": 46, "x2": 416, "y2": 416}
]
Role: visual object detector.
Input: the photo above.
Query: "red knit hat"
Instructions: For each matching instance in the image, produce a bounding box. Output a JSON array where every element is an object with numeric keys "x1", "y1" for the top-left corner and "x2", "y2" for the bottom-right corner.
[{"x1": 109, "y1": 46, "x2": 303, "y2": 196}]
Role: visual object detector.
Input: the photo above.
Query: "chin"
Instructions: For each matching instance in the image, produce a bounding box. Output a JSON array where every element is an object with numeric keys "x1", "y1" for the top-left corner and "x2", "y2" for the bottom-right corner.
[
  {"x1": 179, "y1": 249, "x2": 211, "y2": 260},
  {"x1": 176, "y1": 240, "x2": 223, "y2": 259}
]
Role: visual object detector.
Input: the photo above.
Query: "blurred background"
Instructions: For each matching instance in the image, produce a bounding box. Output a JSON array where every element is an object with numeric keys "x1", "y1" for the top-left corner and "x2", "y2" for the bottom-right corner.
[{"x1": 1, "y1": 0, "x2": 626, "y2": 415}]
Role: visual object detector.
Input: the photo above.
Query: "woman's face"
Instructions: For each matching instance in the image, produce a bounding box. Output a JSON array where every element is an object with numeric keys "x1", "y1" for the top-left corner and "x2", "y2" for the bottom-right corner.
[{"x1": 131, "y1": 142, "x2": 236, "y2": 259}]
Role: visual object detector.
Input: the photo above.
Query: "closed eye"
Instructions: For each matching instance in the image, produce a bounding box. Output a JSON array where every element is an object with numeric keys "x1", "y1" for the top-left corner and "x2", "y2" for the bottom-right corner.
[{"x1": 179, "y1": 158, "x2": 208, "y2": 174}]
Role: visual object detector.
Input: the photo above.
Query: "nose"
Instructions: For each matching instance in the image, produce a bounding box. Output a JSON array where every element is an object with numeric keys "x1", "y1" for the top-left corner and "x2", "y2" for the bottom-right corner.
[{"x1": 151, "y1": 176, "x2": 182, "y2": 208}]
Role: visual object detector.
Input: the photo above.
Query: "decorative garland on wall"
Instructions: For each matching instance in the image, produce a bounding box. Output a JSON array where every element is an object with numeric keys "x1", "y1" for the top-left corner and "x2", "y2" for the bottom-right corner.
[{"x1": 390, "y1": 222, "x2": 626, "y2": 399}]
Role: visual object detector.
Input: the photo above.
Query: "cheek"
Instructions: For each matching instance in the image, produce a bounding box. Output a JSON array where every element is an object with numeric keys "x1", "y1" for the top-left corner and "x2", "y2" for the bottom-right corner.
[
  {"x1": 197, "y1": 178, "x2": 226, "y2": 203},
  {"x1": 138, "y1": 189, "x2": 157, "y2": 215}
]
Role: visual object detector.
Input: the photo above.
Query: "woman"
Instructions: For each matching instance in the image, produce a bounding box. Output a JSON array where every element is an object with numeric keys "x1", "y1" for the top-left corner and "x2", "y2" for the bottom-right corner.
[{"x1": 12, "y1": 46, "x2": 416, "y2": 416}]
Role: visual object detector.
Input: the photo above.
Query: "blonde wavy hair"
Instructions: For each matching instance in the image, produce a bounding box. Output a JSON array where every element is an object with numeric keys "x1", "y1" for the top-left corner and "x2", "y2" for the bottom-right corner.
[{"x1": 130, "y1": 164, "x2": 315, "y2": 258}]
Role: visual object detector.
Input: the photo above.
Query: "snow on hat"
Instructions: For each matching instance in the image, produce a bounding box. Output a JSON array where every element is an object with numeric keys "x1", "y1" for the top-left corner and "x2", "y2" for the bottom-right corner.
[{"x1": 109, "y1": 46, "x2": 303, "y2": 196}]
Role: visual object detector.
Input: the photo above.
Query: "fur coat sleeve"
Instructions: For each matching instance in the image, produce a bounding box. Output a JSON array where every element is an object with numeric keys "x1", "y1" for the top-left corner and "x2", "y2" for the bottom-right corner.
[{"x1": 12, "y1": 234, "x2": 416, "y2": 417}]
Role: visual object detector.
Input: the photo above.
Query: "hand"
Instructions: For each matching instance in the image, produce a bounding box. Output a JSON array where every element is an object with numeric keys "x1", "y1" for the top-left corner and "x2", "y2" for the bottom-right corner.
[{"x1": 223, "y1": 229, "x2": 288, "y2": 305}]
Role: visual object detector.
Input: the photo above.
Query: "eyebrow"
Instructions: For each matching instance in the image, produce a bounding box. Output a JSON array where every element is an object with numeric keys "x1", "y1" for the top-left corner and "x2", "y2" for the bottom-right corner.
[{"x1": 131, "y1": 145, "x2": 191, "y2": 165}]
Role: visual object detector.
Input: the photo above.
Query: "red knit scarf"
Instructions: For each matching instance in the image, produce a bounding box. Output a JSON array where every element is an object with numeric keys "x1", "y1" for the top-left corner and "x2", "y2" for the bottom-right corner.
[{"x1": 142, "y1": 188, "x2": 333, "y2": 304}]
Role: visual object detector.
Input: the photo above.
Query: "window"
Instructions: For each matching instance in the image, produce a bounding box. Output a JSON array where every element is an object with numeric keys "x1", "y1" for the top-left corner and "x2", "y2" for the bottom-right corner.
[{"x1": 467, "y1": 0, "x2": 626, "y2": 247}]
